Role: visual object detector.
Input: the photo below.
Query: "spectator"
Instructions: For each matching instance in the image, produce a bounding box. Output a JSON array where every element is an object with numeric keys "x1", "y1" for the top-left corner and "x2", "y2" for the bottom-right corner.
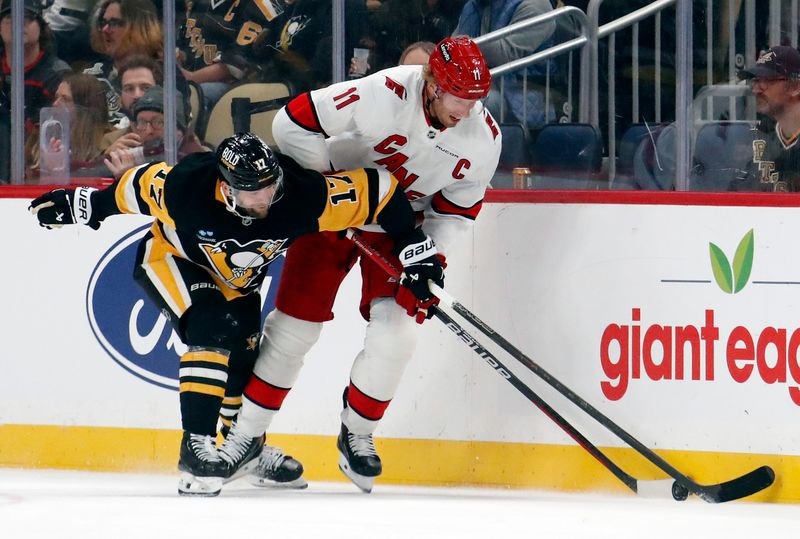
[
  {"x1": 102, "y1": 54, "x2": 161, "y2": 154},
  {"x1": 735, "y1": 46, "x2": 800, "y2": 192},
  {"x1": 117, "y1": 55, "x2": 161, "y2": 118},
  {"x1": 0, "y1": 0, "x2": 71, "y2": 183},
  {"x1": 453, "y1": 0, "x2": 557, "y2": 129},
  {"x1": 398, "y1": 41, "x2": 435, "y2": 65},
  {"x1": 178, "y1": 0, "x2": 277, "y2": 109},
  {"x1": 127, "y1": 85, "x2": 210, "y2": 163},
  {"x1": 25, "y1": 73, "x2": 111, "y2": 181},
  {"x1": 252, "y1": 0, "x2": 364, "y2": 92},
  {"x1": 0, "y1": 0, "x2": 71, "y2": 127},
  {"x1": 84, "y1": 0, "x2": 176, "y2": 128}
]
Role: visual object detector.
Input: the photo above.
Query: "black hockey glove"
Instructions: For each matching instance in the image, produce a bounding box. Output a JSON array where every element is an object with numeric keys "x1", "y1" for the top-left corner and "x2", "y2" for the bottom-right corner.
[
  {"x1": 394, "y1": 230, "x2": 445, "y2": 322},
  {"x1": 29, "y1": 187, "x2": 101, "y2": 230}
]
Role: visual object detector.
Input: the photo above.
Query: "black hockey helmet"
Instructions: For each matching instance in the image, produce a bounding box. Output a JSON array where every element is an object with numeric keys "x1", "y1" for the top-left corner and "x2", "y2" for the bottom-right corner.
[{"x1": 216, "y1": 133, "x2": 283, "y2": 191}]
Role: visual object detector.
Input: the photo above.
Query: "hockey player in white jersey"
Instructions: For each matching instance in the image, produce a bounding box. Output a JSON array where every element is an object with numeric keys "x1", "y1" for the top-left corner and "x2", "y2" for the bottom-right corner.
[{"x1": 221, "y1": 36, "x2": 502, "y2": 492}]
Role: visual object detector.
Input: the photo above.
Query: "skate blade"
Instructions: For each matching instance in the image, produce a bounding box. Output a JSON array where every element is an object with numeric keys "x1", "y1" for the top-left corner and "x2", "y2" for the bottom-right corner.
[
  {"x1": 248, "y1": 475, "x2": 309, "y2": 489},
  {"x1": 223, "y1": 457, "x2": 260, "y2": 485},
  {"x1": 178, "y1": 472, "x2": 223, "y2": 497},
  {"x1": 338, "y1": 454, "x2": 376, "y2": 493}
]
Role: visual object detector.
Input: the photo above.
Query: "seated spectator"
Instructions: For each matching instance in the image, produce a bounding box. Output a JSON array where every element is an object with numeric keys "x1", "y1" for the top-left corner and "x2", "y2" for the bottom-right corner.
[
  {"x1": 102, "y1": 54, "x2": 161, "y2": 153},
  {"x1": 0, "y1": 0, "x2": 72, "y2": 128},
  {"x1": 0, "y1": 0, "x2": 71, "y2": 183},
  {"x1": 453, "y1": 0, "x2": 557, "y2": 129},
  {"x1": 117, "y1": 55, "x2": 161, "y2": 118},
  {"x1": 734, "y1": 46, "x2": 800, "y2": 192},
  {"x1": 399, "y1": 41, "x2": 435, "y2": 65},
  {"x1": 84, "y1": 0, "x2": 191, "y2": 129},
  {"x1": 25, "y1": 73, "x2": 111, "y2": 181},
  {"x1": 252, "y1": 0, "x2": 365, "y2": 92},
  {"x1": 119, "y1": 85, "x2": 210, "y2": 165},
  {"x1": 178, "y1": 0, "x2": 276, "y2": 109}
]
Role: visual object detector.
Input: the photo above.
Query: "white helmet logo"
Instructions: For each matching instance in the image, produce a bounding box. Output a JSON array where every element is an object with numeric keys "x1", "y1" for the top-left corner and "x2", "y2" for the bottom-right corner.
[
  {"x1": 472, "y1": 67, "x2": 481, "y2": 80},
  {"x1": 221, "y1": 147, "x2": 240, "y2": 166}
]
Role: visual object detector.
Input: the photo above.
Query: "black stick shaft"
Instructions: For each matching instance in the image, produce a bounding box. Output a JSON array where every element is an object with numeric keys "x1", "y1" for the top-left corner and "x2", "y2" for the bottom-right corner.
[
  {"x1": 430, "y1": 305, "x2": 639, "y2": 492},
  {"x1": 439, "y1": 293, "x2": 700, "y2": 489}
]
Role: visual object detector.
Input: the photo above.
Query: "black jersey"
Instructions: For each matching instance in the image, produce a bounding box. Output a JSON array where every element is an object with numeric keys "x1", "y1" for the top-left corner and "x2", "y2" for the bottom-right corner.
[
  {"x1": 90, "y1": 151, "x2": 416, "y2": 297},
  {"x1": 746, "y1": 121, "x2": 800, "y2": 192},
  {"x1": 180, "y1": 0, "x2": 283, "y2": 78}
]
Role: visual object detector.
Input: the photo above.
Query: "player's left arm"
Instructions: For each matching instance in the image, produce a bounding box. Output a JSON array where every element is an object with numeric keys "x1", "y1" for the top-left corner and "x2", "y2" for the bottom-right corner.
[
  {"x1": 316, "y1": 167, "x2": 443, "y2": 302},
  {"x1": 316, "y1": 167, "x2": 415, "y2": 234}
]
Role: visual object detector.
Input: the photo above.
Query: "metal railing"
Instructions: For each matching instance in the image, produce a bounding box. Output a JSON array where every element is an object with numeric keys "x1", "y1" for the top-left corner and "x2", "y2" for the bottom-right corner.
[
  {"x1": 588, "y1": 0, "x2": 679, "y2": 182},
  {"x1": 475, "y1": 6, "x2": 593, "y2": 124}
]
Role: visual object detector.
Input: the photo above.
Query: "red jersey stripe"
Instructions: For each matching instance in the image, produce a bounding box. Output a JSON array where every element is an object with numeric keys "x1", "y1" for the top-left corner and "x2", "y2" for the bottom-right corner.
[
  {"x1": 431, "y1": 192, "x2": 482, "y2": 220},
  {"x1": 346, "y1": 382, "x2": 390, "y2": 421},
  {"x1": 243, "y1": 375, "x2": 291, "y2": 411},
  {"x1": 285, "y1": 92, "x2": 327, "y2": 136}
]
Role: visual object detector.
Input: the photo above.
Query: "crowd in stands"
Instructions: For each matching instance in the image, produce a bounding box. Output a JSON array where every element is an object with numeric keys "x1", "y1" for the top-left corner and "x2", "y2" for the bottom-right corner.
[{"x1": 1, "y1": 0, "x2": 799, "y2": 192}]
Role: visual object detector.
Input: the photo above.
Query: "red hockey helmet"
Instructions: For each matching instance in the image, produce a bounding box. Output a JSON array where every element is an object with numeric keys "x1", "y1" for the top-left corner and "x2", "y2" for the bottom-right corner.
[{"x1": 428, "y1": 36, "x2": 491, "y2": 100}]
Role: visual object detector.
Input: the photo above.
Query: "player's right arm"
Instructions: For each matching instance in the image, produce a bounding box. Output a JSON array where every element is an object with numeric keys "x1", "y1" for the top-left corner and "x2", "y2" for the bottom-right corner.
[
  {"x1": 272, "y1": 76, "x2": 374, "y2": 171},
  {"x1": 29, "y1": 161, "x2": 175, "y2": 230}
]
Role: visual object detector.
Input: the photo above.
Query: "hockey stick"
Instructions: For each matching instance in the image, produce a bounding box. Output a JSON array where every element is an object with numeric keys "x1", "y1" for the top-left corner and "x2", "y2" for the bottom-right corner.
[
  {"x1": 344, "y1": 232, "x2": 645, "y2": 495},
  {"x1": 346, "y1": 229, "x2": 775, "y2": 503}
]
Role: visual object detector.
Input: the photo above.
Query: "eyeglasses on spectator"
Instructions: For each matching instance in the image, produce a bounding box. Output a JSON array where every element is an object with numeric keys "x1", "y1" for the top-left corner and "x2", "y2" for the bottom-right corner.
[
  {"x1": 97, "y1": 17, "x2": 124, "y2": 29},
  {"x1": 133, "y1": 119, "x2": 165, "y2": 131}
]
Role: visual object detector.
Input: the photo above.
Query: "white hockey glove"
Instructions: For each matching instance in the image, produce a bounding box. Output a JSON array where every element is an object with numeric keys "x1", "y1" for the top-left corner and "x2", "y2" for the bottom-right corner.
[{"x1": 29, "y1": 187, "x2": 101, "y2": 230}]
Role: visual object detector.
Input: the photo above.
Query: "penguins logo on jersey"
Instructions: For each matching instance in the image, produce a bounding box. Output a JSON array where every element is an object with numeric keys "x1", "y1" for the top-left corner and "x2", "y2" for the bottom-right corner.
[
  {"x1": 275, "y1": 15, "x2": 310, "y2": 52},
  {"x1": 200, "y1": 237, "x2": 288, "y2": 288},
  {"x1": 87, "y1": 225, "x2": 286, "y2": 390}
]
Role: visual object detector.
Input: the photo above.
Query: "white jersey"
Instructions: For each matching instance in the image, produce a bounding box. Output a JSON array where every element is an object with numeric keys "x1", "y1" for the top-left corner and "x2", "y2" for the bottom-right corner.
[{"x1": 272, "y1": 65, "x2": 502, "y2": 253}]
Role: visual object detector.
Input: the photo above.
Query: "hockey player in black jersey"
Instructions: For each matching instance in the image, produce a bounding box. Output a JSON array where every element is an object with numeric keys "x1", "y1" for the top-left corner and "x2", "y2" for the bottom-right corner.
[{"x1": 29, "y1": 132, "x2": 444, "y2": 496}]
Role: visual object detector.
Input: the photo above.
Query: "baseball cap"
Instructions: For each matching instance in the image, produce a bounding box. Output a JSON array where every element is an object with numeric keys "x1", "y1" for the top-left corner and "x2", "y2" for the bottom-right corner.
[
  {"x1": 739, "y1": 46, "x2": 800, "y2": 80},
  {"x1": 133, "y1": 85, "x2": 187, "y2": 128},
  {"x1": 0, "y1": 0, "x2": 44, "y2": 19}
]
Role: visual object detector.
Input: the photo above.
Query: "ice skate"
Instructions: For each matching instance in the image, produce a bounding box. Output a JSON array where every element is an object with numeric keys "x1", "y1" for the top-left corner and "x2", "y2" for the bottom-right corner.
[
  {"x1": 337, "y1": 423, "x2": 382, "y2": 493},
  {"x1": 248, "y1": 445, "x2": 308, "y2": 489},
  {"x1": 218, "y1": 423, "x2": 265, "y2": 483},
  {"x1": 177, "y1": 431, "x2": 227, "y2": 497}
]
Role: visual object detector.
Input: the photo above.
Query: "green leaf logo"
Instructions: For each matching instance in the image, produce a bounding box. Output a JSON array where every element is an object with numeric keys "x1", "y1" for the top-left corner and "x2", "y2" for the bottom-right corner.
[{"x1": 709, "y1": 229, "x2": 754, "y2": 294}]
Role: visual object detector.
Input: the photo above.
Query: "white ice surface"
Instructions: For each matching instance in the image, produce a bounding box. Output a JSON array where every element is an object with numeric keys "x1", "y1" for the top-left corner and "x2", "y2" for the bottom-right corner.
[{"x1": 0, "y1": 469, "x2": 798, "y2": 539}]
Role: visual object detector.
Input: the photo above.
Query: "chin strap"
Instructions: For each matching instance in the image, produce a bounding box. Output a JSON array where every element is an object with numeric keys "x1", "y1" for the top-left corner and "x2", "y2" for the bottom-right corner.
[{"x1": 220, "y1": 184, "x2": 253, "y2": 225}]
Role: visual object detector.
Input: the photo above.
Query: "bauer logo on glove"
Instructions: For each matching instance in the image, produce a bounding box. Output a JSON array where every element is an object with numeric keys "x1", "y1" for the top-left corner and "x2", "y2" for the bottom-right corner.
[
  {"x1": 393, "y1": 230, "x2": 445, "y2": 323},
  {"x1": 29, "y1": 187, "x2": 100, "y2": 230}
]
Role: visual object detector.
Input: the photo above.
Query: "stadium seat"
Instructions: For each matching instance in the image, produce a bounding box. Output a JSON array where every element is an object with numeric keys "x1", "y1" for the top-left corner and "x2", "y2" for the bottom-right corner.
[
  {"x1": 689, "y1": 121, "x2": 755, "y2": 191},
  {"x1": 499, "y1": 122, "x2": 530, "y2": 168},
  {"x1": 491, "y1": 122, "x2": 530, "y2": 188},
  {"x1": 613, "y1": 122, "x2": 670, "y2": 189},
  {"x1": 631, "y1": 123, "x2": 676, "y2": 190},
  {"x1": 187, "y1": 80, "x2": 207, "y2": 139},
  {"x1": 204, "y1": 82, "x2": 291, "y2": 148},
  {"x1": 610, "y1": 123, "x2": 663, "y2": 189},
  {"x1": 530, "y1": 123, "x2": 603, "y2": 189}
]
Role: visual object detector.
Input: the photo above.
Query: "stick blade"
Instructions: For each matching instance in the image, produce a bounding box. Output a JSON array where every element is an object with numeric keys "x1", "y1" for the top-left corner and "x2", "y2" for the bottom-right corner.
[{"x1": 698, "y1": 465, "x2": 775, "y2": 503}]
